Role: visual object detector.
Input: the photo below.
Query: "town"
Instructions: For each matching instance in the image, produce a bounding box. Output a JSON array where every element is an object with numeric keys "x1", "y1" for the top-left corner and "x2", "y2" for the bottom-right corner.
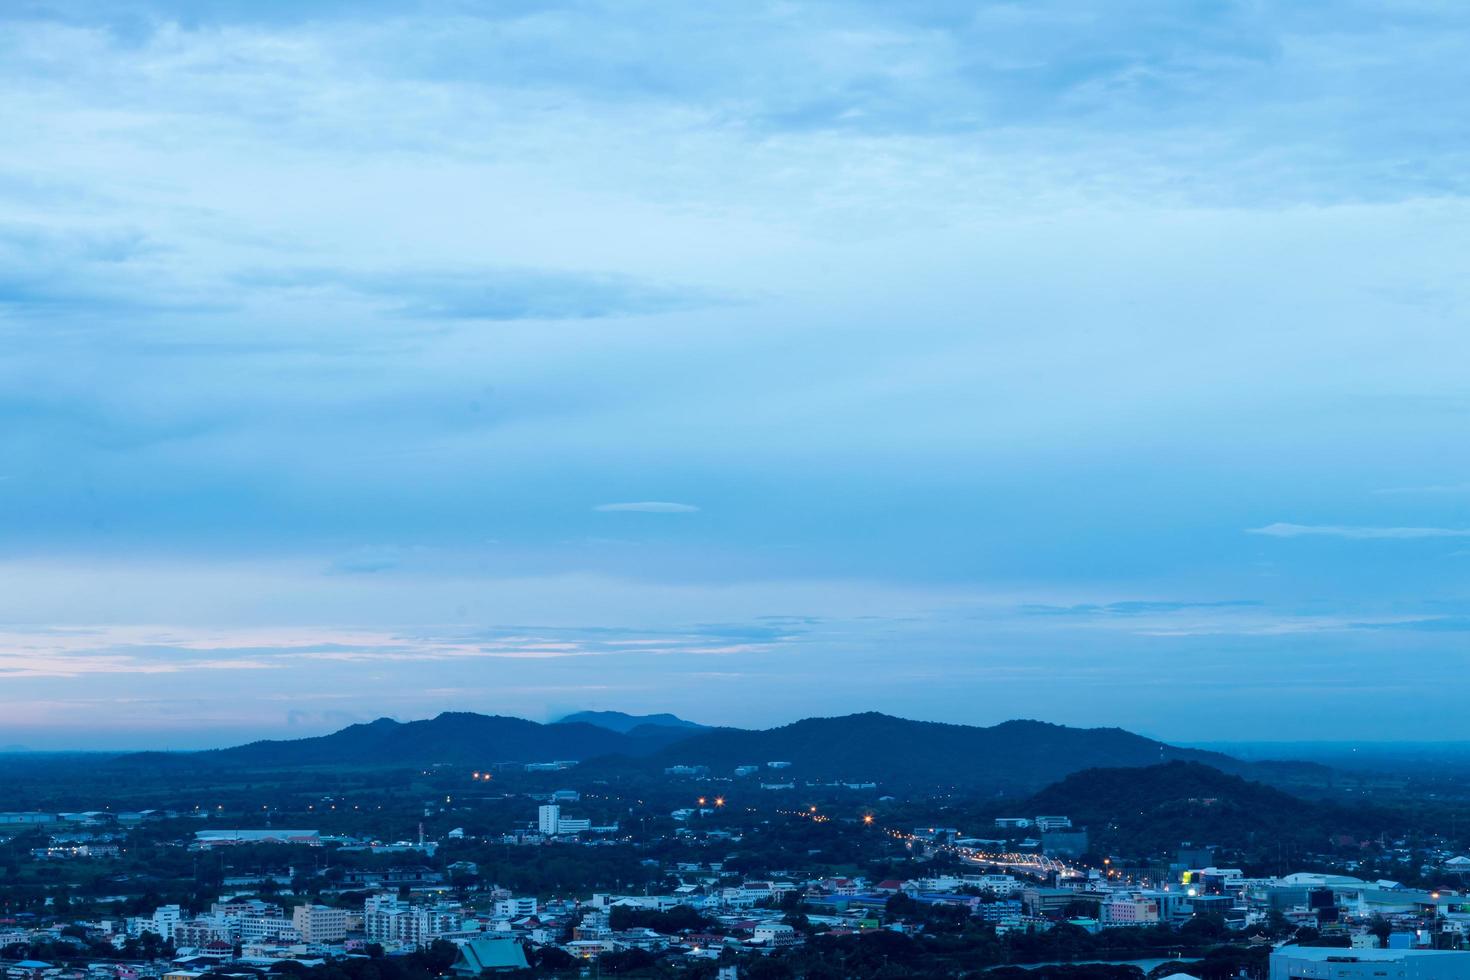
[{"x1": 8, "y1": 741, "x2": 1470, "y2": 980}]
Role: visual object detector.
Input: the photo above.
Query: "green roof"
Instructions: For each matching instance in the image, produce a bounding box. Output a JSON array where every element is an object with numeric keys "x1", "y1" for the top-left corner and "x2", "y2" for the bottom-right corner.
[{"x1": 453, "y1": 938, "x2": 529, "y2": 974}]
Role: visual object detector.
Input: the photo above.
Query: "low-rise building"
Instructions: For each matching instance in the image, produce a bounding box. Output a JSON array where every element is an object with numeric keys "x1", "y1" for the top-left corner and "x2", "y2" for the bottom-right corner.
[{"x1": 1270, "y1": 947, "x2": 1470, "y2": 980}]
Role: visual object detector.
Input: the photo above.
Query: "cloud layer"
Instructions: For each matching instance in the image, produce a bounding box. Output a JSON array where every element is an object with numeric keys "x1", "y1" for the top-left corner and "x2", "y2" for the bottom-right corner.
[{"x1": 2, "y1": 1, "x2": 1470, "y2": 744}]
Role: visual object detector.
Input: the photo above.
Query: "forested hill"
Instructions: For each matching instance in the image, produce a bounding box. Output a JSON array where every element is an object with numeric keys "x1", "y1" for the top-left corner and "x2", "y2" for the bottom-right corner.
[
  {"x1": 1022, "y1": 760, "x2": 1384, "y2": 852},
  {"x1": 631, "y1": 713, "x2": 1319, "y2": 791}
]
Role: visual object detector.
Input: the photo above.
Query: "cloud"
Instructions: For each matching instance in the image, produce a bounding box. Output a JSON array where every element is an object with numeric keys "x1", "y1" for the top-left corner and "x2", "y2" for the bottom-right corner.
[
  {"x1": 1372, "y1": 483, "x2": 1470, "y2": 495},
  {"x1": 326, "y1": 545, "x2": 406, "y2": 575},
  {"x1": 0, "y1": 223, "x2": 215, "y2": 317},
  {"x1": 1348, "y1": 617, "x2": 1470, "y2": 633},
  {"x1": 1247, "y1": 523, "x2": 1470, "y2": 540},
  {"x1": 239, "y1": 266, "x2": 721, "y2": 321},
  {"x1": 594, "y1": 501, "x2": 700, "y2": 513},
  {"x1": 1021, "y1": 600, "x2": 1262, "y2": 617}
]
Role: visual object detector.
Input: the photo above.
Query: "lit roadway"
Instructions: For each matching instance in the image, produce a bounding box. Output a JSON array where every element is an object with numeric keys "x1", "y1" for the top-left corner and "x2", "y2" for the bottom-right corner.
[{"x1": 780, "y1": 806, "x2": 1083, "y2": 881}]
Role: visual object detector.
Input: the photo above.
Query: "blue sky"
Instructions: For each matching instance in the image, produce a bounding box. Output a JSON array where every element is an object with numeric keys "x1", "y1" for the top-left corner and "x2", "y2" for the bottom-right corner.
[{"x1": 2, "y1": 1, "x2": 1469, "y2": 749}]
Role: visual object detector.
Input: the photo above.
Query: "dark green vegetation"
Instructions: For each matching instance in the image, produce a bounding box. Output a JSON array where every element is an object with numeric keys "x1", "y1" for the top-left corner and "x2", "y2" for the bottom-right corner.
[
  {"x1": 557, "y1": 711, "x2": 708, "y2": 733},
  {"x1": 165, "y1": 924, "x2": 1271, "y2": 980},
  {"x1": 1020, "y1": 762, "x2": 1381, "y2": 854},
  {"x1": 147, "y1": 714, "x2": 696, "y2": 768},
  {"x1": 631, "y1": 714, "x2": 1297, "y2": 791},
  {"x1": 107, "y1": 711, "x2": 1328, "y2": 795}
]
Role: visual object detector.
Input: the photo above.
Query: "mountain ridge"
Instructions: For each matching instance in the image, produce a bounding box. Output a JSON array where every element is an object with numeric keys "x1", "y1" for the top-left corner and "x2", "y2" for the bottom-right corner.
[
  {"x1": 626, "y1": 711, "x2": 1277, "y2": 791},
  {"x1": 109, "y1": 710, "x2": 1330, "y2": 791},
  {"x1": 555, "y1": 710, "x2": 708, "y2": 733}
]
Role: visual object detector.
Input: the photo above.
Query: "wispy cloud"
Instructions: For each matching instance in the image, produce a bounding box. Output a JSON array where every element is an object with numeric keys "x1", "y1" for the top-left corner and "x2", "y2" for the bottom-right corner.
[
  {"x1": 1347, "y1": 617, "x2": 1470, "y2": 633},
  {"x1": 1247, "y1": 523, "x2": 1470, "y2": 540},
  {"x1": 326, "y1": 545, "x2": 408, "y2": 575},
  {"x1": 594, "y1": 501, "x2": 700, "y2": 513},
  {"x1": 240, "y1": 266, "x2": 719, "y2": 321},
  {"x1": 1372, "y1": 483, "x2": 1470, "y2": 496},
  {"x1": 1021, "y1": 599, "x2": 1262, "y2": 617}
]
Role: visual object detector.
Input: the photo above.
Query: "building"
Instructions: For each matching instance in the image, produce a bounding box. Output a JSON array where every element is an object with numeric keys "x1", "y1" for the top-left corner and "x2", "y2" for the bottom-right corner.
[
  {"x1": 145, "y1": 905, "x2": 182, "y2": 939},
  {"x1": 1101, "y1": 897, "x2": 1161, "y2": 928},
  {"x1": 236, "y1": 909, "x2": 299, "y2": 944},
  {"x1": 752, "y1": 923, "x2": 799, "y2": 947},
  {"x1": 995, "y1": 818, "x2": 1032, "y2": 830},
  {"x1": 174, "y1": 917, "x2": 233, "y2": 948},
  {"x1": 292, "y1": 904, "x2": 348, "y2": 943},
  {"x1": 193, "y1": 829, "x2": 321, "y2": 848},
  {"x1": 0, "y1": 813, "x2": 58, "y2": 826},
  {"x1": 557, "y1": 818, "x2": 591, "y2": 833},
  {"x1": 1270, "y1": 947, "x2": 1470, "y2": 980},
  {"x1": 492, "y1": 897, "x2": 538, "y2": 919},
  {"x1": 537, "y1": 805, "x2": 560, "y2": 835},
  {"x1": 1035, "y1": 816, "x2": 1073, "y2": 832},
  {"x1": 450, "y1": 938, "x2": 530, "y2": 976},
  {"x1": 364, "y1": 894, "x2": 463, "y2": 948}
]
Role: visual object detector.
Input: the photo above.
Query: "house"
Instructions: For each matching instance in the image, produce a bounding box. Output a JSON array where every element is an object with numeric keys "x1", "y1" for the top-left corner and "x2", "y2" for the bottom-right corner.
[{"x1": 449, "y1": 938, "x2": 530, "y2": 975}]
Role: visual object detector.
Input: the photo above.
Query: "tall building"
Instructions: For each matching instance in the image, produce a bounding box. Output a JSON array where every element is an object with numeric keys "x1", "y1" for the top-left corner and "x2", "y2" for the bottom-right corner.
[
  {"x1": 292, "y1": 904, "x2": 348, "y2": 943},
  {"x1": 363, "y1": 894, "x2": 463, "y2": 949},
  {"x1": 149, "y1": 905, "x2": 182, "y2": 939},
  {"x1": 538, "y1": 804, "x2": 560, "y2": 835}
]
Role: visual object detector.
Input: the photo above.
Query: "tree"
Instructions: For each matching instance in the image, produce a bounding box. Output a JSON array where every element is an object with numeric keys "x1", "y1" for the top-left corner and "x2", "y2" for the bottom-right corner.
[
  {"x1": 597, "y1": 948, "x2": 656, "y2": 974},
  {"x1": 884, "y1": 892, "x2": 919, "y2": 919}
]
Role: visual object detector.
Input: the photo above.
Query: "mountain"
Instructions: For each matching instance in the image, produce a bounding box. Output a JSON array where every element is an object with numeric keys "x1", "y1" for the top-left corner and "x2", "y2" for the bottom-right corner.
[
  {"x1": 120, "y1": 712, "x2": 701, "y2": 769},
  {"x1": 1020, "y1": 760, "x2": 1384, "y2": 853},
  {"x1": 556, "y1": 711, "x2": 709, "y2": 734},
  {"x1": 634, "y1": 712, "x2": 1303, "y2": 792},
  {"x1": 110, "y1": 711, "x2": 1324, "y2": 793}
]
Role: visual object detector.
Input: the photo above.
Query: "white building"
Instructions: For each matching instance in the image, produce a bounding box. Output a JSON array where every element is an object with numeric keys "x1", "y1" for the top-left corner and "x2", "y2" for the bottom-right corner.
[
  {"x1": 237, "y1": 909, "x2": 299, "y2": 944},
  {"x1": 292, "y1": 904, "x2": 348, "y2": 943},
  {"x1": 493, "y1": 897, "x2": 538, "y2": 919},
  {"x1": 173, "y1": 916, "x2": 233, "y2": 947},
  {"x1": 538, "y1": 805, "x2": 560, "y2": 835},
  {"x1": 143, "y1": 905, "x2": 182, "y2": 939},
  {"x1": 1034, "y1": 816, "x2": 1072, "y2": 832},
  {"x1": 752, "y1": 923, "x2": 799, "y2": 947},
  {"x1": 364, "y1": 894, "x2": 464, "y2": 948}
]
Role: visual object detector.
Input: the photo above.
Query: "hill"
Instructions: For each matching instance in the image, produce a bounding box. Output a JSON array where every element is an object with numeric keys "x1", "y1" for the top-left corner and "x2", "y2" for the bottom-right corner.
[
  {"x1": 633, "y1": 712, "x2": 1281, "y2": 791},
  {"x1": 121, "y1": 712, "x2": 699, "y2": 769},
  {"x1": 110, "y1": 711, "x2": 1326, "y2": 794},
  {"x1": 1020, "y1": 760, "x2": 1383, "y2": 854},
  {"x1": 556, "y1": 711, "x2": 708, "y2": 734}
]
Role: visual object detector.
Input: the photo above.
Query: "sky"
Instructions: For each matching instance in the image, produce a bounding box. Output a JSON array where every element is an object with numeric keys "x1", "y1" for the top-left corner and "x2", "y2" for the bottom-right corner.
[{"x1": 2, "y1": 1, "x2": 1469, "y2": 749}]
